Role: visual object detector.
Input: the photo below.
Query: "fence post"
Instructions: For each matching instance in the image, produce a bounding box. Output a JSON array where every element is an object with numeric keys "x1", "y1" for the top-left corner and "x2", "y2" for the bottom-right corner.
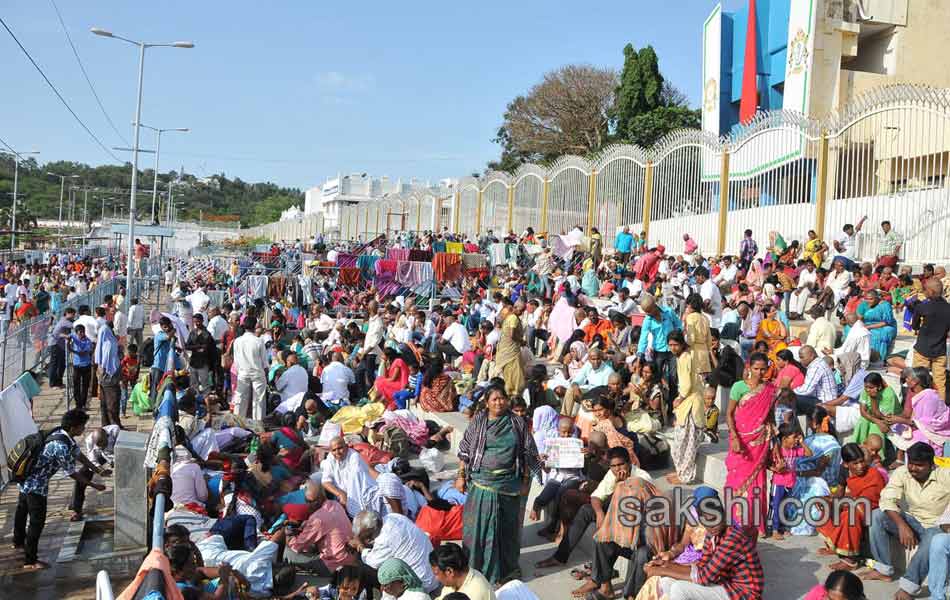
[
  {"x1": 586, "y1": 170, "x2": 598, "y2": 235},
  {"x1": 506, "y1": 185, "x2": 514, "y2": 233},
  {"x1": 815, "y1": 132, "x2": 830, "y2": 242},
  {"x1": 541, "y1": 178, "x2": 550, "y2": 234},
  {"x1": 642, "y1": 161, "x2": 654, "y2": 240},
  {"x1": 453, "y1": 191, "x2": 461, "y2": 234},
  {"x1": 717, "y1": 149, "x2": 730, "y2": 255},
  {"x1": 475, "y1": 189, "x2": 483, "y2": 233}
]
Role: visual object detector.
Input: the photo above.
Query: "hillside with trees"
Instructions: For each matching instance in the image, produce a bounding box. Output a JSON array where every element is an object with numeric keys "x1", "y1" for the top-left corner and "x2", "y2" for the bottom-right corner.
[{"x1": 0, "y1": 154, "x2": 303, "y2": 229}]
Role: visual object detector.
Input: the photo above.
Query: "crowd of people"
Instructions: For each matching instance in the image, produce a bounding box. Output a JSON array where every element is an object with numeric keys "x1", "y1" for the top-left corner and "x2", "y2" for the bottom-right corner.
[{"x1": 8, "y1": 217, "x2": 950, "y2": 600}]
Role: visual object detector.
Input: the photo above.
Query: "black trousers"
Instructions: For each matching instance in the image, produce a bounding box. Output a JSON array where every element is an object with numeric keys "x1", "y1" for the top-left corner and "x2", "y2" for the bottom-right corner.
[
  {"x1": 14, "y1": 491, "x2": 48, "y2": 565},
  {"x1": 70, "y1": 467, "x2": 94, "y2": 513},
  {"x1": 554, "y1": 502, "x2": 599, "y2": 563},
  {"x1": 73, "y1": 365, "x2": 92, "y2": 410},
  {"x1": 99, "y1": 375, "x2": 122, "y2": 428},
  {"x1": 592, "y1": 540, "x2": 653, "y2": 598},
  {"x1": 48, "y1": 345, "x2": 66, "y2": 386}
]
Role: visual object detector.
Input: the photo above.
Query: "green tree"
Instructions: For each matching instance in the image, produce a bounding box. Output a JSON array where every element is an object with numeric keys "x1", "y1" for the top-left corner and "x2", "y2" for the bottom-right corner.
[
  {"x1": 626, "y1": 104, "x2": 701, "y2": 148},
  {"x1": 614, "y1": 44, "x2": 664, "y2": 138}
]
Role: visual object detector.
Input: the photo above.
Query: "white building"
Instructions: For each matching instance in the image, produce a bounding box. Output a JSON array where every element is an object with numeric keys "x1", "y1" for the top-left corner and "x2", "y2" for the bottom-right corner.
[
  {"x1": 303, "y1": 173, "x2": 431, "y2": 231},
  {"x1": 279, "y1": 205, "x2": 304, "y2": 221}
]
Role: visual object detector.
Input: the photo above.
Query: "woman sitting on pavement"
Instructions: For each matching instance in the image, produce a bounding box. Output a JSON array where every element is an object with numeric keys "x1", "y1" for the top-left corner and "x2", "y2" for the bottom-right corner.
[
  {"x1": 788, "y1": 406, "x2": 843, "y2": 536},
  {"x1": 814, "y1": 442, "x2": 886, "y2": 571}
]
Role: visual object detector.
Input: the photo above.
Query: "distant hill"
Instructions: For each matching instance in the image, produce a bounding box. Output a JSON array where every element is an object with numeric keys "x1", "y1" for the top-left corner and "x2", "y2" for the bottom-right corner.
[{"x1": 0, "y1": 155, "x2": 302, "y2": 228}]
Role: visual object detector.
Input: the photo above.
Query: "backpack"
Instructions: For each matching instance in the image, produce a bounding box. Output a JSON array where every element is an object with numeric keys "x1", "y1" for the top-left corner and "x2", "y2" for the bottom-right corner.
[
  {"x1": 7, "y1": 428, "x2": 70, "y2": 483},
  {"x1": 381, "y1": 426, "x2": 410, "y2": 460}
]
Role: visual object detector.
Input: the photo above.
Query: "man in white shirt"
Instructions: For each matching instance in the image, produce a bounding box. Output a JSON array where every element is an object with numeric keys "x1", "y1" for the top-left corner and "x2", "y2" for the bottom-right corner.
[
  {"x1": 127, "y1": 298, "x2": 145, "y2": 350},
  {"x1": 275, "y1": 352, "x2": 309, "y2": 411},
  {"x1": 622, "y1": 271, "x2": 644, "y2": 299},
  {"x1": 562, "y1": 349, "x2": 615, "y2": 417},
  {"x1": 320, "y1": 352, "x2": 355, "y2": 408},
  {"x1": 613, "y1": 288, "x2": 638, "y2": 317},
  {"x1": 75, "y1": 305, "x2": 99, "y2": 341},
  {"x1": 232, "y1": 316, "x2": 269, "y2": 420},
  {"x1": 207, "y1": 307, "x2": 230, "y2": 347},
  {"x1": 439, "y1": 312, "x2": 471, "y2": 362},
  {"x1": 832, "y1": 216, "x2": 866, "y2": 270},
  {"x1": 352, "y1": 510, "x2": 438, "y2": 593},
  {"x1": 696, "y1": 267, "x2": 723, "y2": 329},
  {"x1": 830, "y1": 312, "x2": 871, "y2": 368},
  {"x1": 309, "y1": 305, "x2": 335, "y2": 338},
  {"x1": 712, "y1": 256, "x2": 739, "y2": 288},
  {"x1": 789, "y1": 261, "x2": 819, "y2": 318}
]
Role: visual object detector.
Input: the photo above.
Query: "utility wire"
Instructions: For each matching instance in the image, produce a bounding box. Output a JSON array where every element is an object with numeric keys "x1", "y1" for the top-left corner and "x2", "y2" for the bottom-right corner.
[
  {"x1": 0, "y1": 133, "x2": 22, "y2": 158},
  {"x1": 0, "y1": 15, "x2": 121, "y2": 162},
  {"x1": 48, "y1": 0, "x2": 130, "y2": 147}
]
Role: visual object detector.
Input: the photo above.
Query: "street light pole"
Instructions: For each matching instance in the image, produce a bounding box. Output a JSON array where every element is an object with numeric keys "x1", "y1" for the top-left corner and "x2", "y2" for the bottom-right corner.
[
  {"x1": 140, "y1": 125, "x2": 188, "y2": 223},
  {"x1": 91, "y1": 27, "x2": 193, "y2": 297},
  {"x1": 48, "y1": 172, "x2": 79, "y2": 235}
]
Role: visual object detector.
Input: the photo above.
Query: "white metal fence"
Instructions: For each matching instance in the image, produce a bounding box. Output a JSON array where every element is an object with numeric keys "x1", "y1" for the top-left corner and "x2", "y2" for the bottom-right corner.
[{"x1": 246, "y1": 84, "x2": 950, "y2": 264}]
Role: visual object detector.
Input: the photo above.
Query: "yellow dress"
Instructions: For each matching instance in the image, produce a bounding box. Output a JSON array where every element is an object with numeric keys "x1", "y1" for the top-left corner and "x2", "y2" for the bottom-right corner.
[{"x1": 684, "y1": 312, "x2": 712, "y2": 374}]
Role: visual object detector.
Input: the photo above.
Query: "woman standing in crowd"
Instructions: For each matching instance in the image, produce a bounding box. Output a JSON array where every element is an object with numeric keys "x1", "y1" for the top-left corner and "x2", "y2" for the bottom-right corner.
[
  {"x1": 458, "y1": 386, "x2": 540, "y2": 584},
  {"x1": 725, "y1": 352, "x2": 776, "y2": 535},
  {"x1": 667, "y1": 331, "x2": 703, "y2": 485},
  {"x1": 683, "y1": 294, "x2": 712, "y2": 378}
]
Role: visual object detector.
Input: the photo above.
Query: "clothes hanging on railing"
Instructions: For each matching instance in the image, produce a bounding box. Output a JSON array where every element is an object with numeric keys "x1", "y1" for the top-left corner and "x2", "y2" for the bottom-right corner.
[
  {"x1": 0, "y1": 374, "x2": 39, "y2": 483},
  {"x1": 463, "y1": 243, "x2": 479, "y2": 253},
  {"x1": 339, "y1": 267, "x2": 361, "y2": 286},
  {"x1": 396, "y1": 261, "x2": 434, "y2": 287},
  {"x1": 445, "y1": 242, "x2": 464, "y2": 254},
  {"x1": 268, "y1": 273, "x2": 287, "y2": 298},
  {"x1": 335, "y1": 253, "x2": 358, "y2": 268},
  {"x1": 297, "y1": 275, "x2": 314, "y2": 306},
  {"x1": 408, "y1": 249, "x2": 432, "y2": 262},
  {"x1": 386, "y1": 248, "x2": 410, "y2": 261},
  {"x1": 489, "y1": 243, "x2": 508, "y2": 267},
  {"x1": 356, "y1": 255, "x2": 380, "y2": 282},
  {"x1": 432, "y1": 241, "x2": 447, "y2": 253},
  {"x1": 432, "y1": 252, "x2": 463, "y2": 282},
  {"x1": 246, "y1": 275, "x2": 268, "y2": 300}
]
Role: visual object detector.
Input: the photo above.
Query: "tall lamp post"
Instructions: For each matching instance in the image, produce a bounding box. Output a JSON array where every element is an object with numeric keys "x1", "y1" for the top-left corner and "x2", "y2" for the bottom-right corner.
[
  {"x1": 1, "y1": 149, "x2": 40, "y2": 251},
  {"x1": 139, "y1": 124, "x2": 188, "y2": 223},
  {"x1": 91, "y1": 27, "x2": 193, "y2": 297},
  {"x1": 47, "y1": 172, "x2": 80, "y2": 235}
]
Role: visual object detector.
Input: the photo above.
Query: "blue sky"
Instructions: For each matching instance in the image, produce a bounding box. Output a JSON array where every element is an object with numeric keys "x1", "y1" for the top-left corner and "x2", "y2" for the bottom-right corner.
[{"x1": 2, "y1": 1, "x2": 742, "y2": 191}]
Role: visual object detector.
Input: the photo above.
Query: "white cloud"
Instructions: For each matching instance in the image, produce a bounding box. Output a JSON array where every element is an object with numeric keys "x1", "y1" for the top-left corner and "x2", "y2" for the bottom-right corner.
[{"x1": 314, "y1": 71, "x2": 375, "y2": 93}]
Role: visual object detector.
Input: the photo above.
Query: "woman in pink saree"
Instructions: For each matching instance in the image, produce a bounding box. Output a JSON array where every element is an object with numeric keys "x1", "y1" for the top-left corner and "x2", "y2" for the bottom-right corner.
[
  {"x1": 725, "y1": 352, "x2": 777, "y2": 535},
  {"x1": 373, "y1": 347, "x2": 409, "y2": 410},
  {"x1": 886, "y1": 367, "x2": 950, "y2": 456}
]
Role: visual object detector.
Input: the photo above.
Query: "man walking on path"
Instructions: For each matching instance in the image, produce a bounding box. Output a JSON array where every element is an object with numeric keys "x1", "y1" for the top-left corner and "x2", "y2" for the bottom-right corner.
[{"x1": 95, "y1": 320, "x2": 122, "y2": 428}]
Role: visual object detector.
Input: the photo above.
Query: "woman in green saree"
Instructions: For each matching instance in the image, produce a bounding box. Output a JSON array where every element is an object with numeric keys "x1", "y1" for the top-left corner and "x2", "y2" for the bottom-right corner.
[
  {"x1": 459, "y1": 385, "x2": 541, "y2": 585},
  {"x1": 847, "y1": 371, "x2": 900, "y2": 457}
]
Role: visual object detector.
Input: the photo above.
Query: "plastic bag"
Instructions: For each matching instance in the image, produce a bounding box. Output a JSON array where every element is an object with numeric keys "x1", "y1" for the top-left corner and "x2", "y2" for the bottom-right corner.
[{"x1": 419, "y1": 447, "x2": 444, "y2": 473}]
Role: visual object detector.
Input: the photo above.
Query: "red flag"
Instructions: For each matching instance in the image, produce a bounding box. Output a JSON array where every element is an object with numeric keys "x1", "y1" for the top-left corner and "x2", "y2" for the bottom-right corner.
[{"x1": 739, "y1": 0, "x2": 758, "y2": 123}]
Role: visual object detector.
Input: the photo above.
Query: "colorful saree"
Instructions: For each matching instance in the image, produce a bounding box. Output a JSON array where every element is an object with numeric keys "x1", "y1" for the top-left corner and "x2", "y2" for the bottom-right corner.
[
  {"x1": 755, "y1": 318, "x2": 787, "y2": 361},
  {"x1": 724, "y1": 381, "x2": 776, "y2": 534},
  {"x1": 890, "y1": 389, "x2": 950, "y2": 455},
  {"x1": 803, "y1": 237, "x2": 824, "y2": 268},
  {"x1": 789, "y1": 434, "x2": 842, "y2": 536},
  {"x1": 463, "y1": 414, "x2": 523, "y2": 584},
  {"x1": 857, "y1": 300, "x2": 897, "y2": 359},
  {"x1": 847, "y1": 386, "x2": 900, "y2": 452},
  {"x1": 815, "y1": 467, "x2": 885, "y2": 556}
]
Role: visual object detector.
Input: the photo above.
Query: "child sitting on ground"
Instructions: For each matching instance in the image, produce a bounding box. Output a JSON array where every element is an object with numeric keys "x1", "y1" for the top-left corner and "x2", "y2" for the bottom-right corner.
[
  {"x1": 861, "y1": 433, "x2": 890, "y2": 483},
  {"x1": 703, "y1": 386, "x2": 720, "y2": 443},
  {"x1": 769, "y1": 423, "x2": 812, "y2": 540},
  {"x1": 530, "y1": 416, "x2": 585, "y2": 526},
  {"x1": 774, "y1": 388, "x2": 797, "y2": 428}
]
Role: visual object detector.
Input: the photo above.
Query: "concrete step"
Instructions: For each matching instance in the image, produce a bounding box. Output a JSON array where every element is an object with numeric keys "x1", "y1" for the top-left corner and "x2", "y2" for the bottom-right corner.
[{"x1": 408, "y1": 403, "x2": 469, "y2": 459}]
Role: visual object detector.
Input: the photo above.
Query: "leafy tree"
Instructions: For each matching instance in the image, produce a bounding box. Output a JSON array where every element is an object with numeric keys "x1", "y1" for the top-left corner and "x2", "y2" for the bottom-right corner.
[
  {"x1": 614, "y1": 44, "x2": 664, "y2": 137},
  {"x1": 626, "y1": 104, "x2": 701, "y2": 148},
  {"x1": 491, "y1": 65, "x2": 617, "y2": 167}
]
